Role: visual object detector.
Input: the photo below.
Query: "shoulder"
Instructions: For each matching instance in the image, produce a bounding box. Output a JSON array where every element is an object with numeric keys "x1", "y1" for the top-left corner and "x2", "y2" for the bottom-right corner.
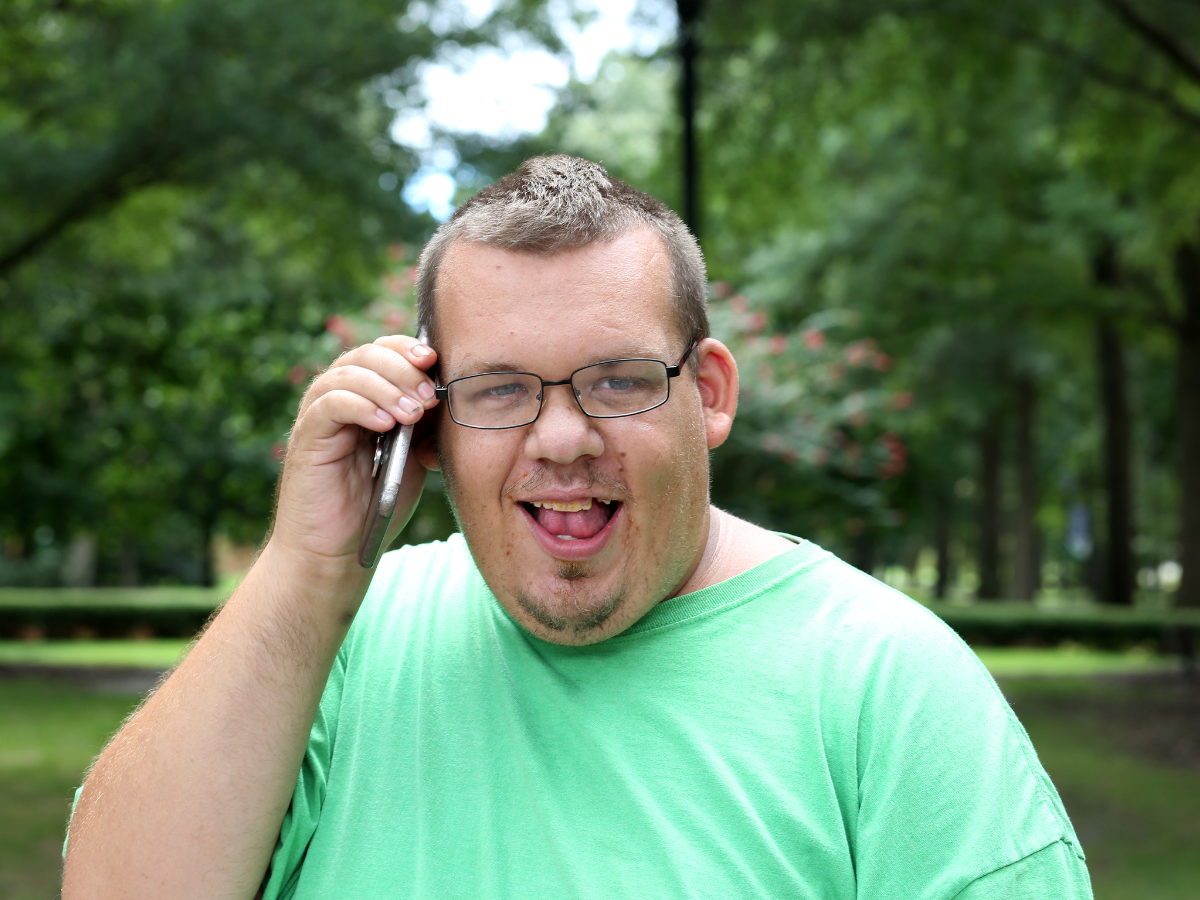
[
  {"x1": 765, "y1": 542, "x2": 981, "y2": 678},
  {"x1": 349, "y1": 533, "x2": 482, "y2": 641}
]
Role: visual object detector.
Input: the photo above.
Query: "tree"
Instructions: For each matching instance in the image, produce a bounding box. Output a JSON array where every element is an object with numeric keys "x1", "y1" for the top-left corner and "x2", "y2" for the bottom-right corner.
[{"x1": 0, "y1": 0, "x2": 549, "y2": 584}]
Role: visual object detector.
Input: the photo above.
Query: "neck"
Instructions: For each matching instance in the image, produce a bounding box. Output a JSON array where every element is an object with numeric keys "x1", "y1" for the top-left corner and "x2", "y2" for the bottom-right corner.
[{"x1": 669, "y1": 506, "x2": 797, "y2": 600}]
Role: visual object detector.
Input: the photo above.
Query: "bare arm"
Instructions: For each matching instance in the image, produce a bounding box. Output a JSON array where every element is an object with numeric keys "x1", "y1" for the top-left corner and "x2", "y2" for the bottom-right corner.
[{"x1": 62, "y1": 336, "x2": 440, "y2": 900}]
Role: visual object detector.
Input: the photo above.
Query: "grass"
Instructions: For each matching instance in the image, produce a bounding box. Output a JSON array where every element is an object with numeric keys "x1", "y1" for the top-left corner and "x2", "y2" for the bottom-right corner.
[
  {"x1": 975, "y1": 645, "x2": 1179, "y2": 678},
  {"x1": 0, "y1": 648, "x2": 1196, "y2": 899},
  {"x1": 1001, "y1": 676, "x2": 1200, "y2": 899},
  {"x1": 0, "y1": 586, "x2": 224, "y2": 610},
  {"x1": 0, "y1": 639, "x2": 191, "y2": 669},
  {"x1": 0, "y1": 679, "x2": 142, "y2": 900}
]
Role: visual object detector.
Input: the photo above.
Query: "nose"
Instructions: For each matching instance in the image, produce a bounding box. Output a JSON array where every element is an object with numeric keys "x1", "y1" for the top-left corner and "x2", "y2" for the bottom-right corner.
[{"x1": 523, "y1": 382, "x2": 604, "y2": 465}]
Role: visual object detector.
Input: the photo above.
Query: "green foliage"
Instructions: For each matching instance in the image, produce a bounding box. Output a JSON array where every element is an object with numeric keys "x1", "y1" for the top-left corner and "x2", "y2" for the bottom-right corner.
[
  {"x1": 529, "y1": 0, "x2": 1200, "y2": 590},
  {"x1": 0, "y1": 0, "x2": 548, "y2": 584}
]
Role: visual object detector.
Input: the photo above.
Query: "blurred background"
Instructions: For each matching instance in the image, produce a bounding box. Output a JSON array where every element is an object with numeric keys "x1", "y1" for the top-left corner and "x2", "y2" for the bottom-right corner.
[{"x1": 1, "y1": 0, "x2": 1198, "y2": 896}]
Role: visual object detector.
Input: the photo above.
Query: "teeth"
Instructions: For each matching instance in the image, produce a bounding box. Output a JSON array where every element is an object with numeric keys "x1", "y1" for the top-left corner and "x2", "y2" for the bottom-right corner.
[
  {"x1": 530, "y1": 498, "x2": 593, "y2": 512},
  {"x1": 556, "y1": 535, "x2": 577, "y2": 541}
]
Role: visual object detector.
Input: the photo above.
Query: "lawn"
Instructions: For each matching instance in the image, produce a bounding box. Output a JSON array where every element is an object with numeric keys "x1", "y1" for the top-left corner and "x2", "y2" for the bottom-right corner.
[
  {"x1": 0, "y1": 678, "x2": 142, "y2": 900},
  {"x1": 0, "y1": 647, "x2": 1196, "y2": 899}
]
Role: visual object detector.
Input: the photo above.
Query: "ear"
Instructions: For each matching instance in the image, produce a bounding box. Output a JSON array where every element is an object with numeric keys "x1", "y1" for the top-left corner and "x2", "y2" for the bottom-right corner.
[
  {"x1": 412, "y1": 415, "x2": 441, "y2": 471},
  {"x1": 694, "y1": 338, "x2": 738, "y2": 450}
]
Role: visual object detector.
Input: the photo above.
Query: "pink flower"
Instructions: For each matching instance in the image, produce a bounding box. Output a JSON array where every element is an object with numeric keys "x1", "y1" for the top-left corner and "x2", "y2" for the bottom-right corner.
[
  {"x1": 287, "y1": 365, "x2": 308, "y2": 386},
  {"x1": 325, "y1": 315, "x2": 356, "y2": 348},
  {"x1": 387, "y1": 243, "x2": 407, "y2": 262},
  {"x1": 845, "y1": 342, "x2": 870, "y2": 366},
  {"x1": 803, "y1": 328, "x2": 825, "y2": 351},
  {"x1": 712, "y1": 281, "x2": 732, "y2": 299},
  {"x1": 873, "y1": 353, "x2": 892, "y2": 372},
  {"x1": 769, "y1": 334, "x2": 788, "y2": 355},
  {"x1": 747, "y1": 311, "x2": 768, "y2": 332},
  {"x1": 891, "y1": 391, "x2": 915, "y2": 410},
  {"x1": 730, "y1": 294, "x2": 749, "y2": 313}
]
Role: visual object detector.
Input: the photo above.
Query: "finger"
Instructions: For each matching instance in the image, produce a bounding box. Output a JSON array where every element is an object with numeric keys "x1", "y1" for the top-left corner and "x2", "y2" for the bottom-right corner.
[
  {"x1": 372, "y1": 334, "x2": 438, "y2": 372},
  {"x1": 294, "y1": 388, "x2": 397, "y2": 446},
  {"x1": 323, "y1": 343, "x2": 440, "y2": 411},
  {"x1": 305, "y1": 365, "x2": 433, "y2": 427}
]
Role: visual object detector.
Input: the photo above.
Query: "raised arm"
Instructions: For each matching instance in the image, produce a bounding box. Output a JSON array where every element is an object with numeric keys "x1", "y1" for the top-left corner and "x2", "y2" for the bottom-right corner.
[{"x1": 61, "y1": 335, "x2": 440, "y2": 900}]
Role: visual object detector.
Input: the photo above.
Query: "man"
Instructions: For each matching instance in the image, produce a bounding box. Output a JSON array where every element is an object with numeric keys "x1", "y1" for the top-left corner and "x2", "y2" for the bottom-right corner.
[{"x1": 63, "y1": 156, "x2": 1092, "y2": 899}]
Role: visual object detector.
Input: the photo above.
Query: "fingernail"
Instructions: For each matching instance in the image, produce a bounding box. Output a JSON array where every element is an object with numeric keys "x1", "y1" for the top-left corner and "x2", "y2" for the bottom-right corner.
[
  {"x1": 375, "y1": 409, "x2": 394, "y2": 425},
  {"x1": 411, "y1": 344, "x2": 431, "y2": 358},
  {"x1": 417, "y1": 381, "x2": 435, "y2": 401},
  {"x1": 398, "y1": 396, "x2": 419, "y2": 414}
]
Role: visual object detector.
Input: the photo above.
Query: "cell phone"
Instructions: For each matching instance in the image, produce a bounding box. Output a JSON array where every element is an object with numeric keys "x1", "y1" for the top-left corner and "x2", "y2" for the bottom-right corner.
[
  {"x1": 356, "y1": 419, "x2": 413, "y2": 568},
  {"x1": 357, "y1": 332, "x2": 428, "y2": 569}
]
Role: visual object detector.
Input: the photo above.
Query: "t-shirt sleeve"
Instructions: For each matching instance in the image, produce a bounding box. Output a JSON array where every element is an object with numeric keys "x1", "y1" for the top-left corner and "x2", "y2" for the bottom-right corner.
[
  {"x1": 259, "y1": 648, "x2": 347, "y2": 900},
  {"x1": 836, "y1": 586, "x2": 1091, "y2": 900},
  {"x1": 951, "y1": 840, "x2": 1093, "y2": 900}
]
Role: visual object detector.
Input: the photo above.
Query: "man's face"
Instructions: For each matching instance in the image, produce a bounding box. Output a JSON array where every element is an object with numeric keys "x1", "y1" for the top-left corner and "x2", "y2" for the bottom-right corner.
[{"x1": 429, "y1": 228, "x2": 713, "y2": 645}]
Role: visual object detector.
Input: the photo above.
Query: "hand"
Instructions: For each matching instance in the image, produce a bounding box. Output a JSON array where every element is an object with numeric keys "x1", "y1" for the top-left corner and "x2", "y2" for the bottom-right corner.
[{"x1": 268, "y1": 335, "x2": 440, "y2": 567}]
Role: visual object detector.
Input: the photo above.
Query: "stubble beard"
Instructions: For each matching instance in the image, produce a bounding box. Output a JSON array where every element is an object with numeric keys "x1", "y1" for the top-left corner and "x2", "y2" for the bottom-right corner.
[
  {"x1": 515, "y1": 573, "x2": 626, "y2": 636},
  {"x1": 439, "y1": 451, "x2": 631, "y2": 636},
  {"x1": 438, "y1": 422, "x2": 710, "y2": 640}
]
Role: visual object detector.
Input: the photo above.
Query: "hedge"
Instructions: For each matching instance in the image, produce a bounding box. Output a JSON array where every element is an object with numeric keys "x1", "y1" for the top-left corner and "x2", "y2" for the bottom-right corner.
[
  {"x1": 0, "y1": 588, "x2": 223, "y2": 639},
  {"x1": 1, "y1": 590, "x2": 1197, "y2": 659}
]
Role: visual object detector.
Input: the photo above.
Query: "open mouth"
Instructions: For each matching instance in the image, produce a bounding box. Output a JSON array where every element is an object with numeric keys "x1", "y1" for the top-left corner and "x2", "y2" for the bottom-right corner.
[{"x1": 518, "y1": 497, "x2": 623, "y2": 560}]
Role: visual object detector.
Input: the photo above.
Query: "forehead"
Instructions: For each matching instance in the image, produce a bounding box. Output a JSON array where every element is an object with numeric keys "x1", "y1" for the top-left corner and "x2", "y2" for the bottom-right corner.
[{"x1": 434, "y1": 228, "x2": 677, "y2": 373}]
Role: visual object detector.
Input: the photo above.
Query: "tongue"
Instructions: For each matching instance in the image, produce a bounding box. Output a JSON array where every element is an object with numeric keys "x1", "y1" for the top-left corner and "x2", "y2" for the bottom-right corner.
[{"x1": 535, "y1": 503, "x2": 611, "y2": 539}]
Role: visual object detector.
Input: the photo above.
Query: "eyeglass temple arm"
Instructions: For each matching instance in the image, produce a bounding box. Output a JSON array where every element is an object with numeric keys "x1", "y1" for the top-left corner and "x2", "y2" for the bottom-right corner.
[{"x1": 665, "y1": 340, "x2": 698, "y2": 377}]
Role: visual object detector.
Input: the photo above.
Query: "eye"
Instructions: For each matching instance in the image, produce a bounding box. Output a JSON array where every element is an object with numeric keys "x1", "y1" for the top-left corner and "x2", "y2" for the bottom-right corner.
[
  {"x1": 481, "y1": 382, "x2": 525, "y2": 399},
  {"x1": 597, "y1": 376, "x2": 641, "y2": 392}
]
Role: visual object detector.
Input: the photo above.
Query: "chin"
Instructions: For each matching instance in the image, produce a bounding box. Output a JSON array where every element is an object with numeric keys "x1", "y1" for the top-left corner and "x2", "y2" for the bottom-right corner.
[{"x1": 508, "y1": 561, "x2": 630, "y2": 639}]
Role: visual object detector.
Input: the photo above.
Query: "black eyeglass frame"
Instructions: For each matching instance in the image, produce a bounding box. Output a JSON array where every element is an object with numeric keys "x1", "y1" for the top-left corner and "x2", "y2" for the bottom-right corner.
[{"x1": 433, "y1": 341, "x2": 698, "y2": 430}]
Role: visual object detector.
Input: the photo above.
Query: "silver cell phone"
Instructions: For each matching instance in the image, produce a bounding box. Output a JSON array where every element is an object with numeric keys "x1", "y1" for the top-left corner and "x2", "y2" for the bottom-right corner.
[
  {"x1": 356, "y1": 419, "x2": 413, "y2": 568},
  {"x1": 357, "y1": 331, "x2": 428, "y2": 569}
]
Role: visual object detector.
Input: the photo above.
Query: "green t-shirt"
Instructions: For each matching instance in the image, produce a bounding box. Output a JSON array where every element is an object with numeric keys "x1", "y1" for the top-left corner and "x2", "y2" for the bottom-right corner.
[{"x1": 262, "y1": 534, "x2": 1091, "y2": 899}]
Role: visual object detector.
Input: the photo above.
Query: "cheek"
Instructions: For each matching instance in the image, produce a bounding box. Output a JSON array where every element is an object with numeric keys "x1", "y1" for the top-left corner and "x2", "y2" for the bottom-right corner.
[{"x1": 440, "y1": 433, "x2": 513, "y2": 520}]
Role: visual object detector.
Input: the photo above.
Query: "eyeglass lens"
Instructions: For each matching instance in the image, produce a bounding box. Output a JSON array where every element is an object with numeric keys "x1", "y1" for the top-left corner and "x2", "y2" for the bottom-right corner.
[{"x1": 447, "y1": 359, "x2": 671, "y2": 428}]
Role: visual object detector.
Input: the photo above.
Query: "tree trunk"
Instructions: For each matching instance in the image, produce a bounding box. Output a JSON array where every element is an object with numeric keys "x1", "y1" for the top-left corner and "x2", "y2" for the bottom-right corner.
[
  {"x1": 933, "y1": 493, "x2": 952, "y2": 600},
  {"x1": 119, "y1": 538, "x2": 139, "y2": 587},
  {"x1": 1095, "y1": 318, "x2": 1136, "y2": 604},
  {"x1": 199, "y1": 517, "x2": 216, "y2": 588},
  {"x1": 852, "y1": 530, "x2": 876, "y2": 577},
  {"x1": 1092, "y1": 245, "x2": 1136, "y2": 606},
  {"x1": 1174, "y1": 239, "x2": 1200, "y2": 607},
  {"x1": 677, "y1": 0, "x2": 703, "y2": 236},
  {"x1": 978, "y1": 425, "x2": 1003, "y2": 600},
  {"x1": 1013, "y1": 378, "x2": 1040, "y2": 600}
]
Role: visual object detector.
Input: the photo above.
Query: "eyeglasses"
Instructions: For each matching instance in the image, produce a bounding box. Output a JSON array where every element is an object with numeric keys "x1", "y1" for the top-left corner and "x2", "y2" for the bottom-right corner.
[{"x1": 434, "y1": 342, "x2": 697, "y2": 430}]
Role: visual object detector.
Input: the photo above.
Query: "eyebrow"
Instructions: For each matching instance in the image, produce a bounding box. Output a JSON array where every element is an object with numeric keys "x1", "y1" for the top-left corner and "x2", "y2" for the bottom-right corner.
[
  {"x1": 446, "y1": 347, "x2": 674, "y2": 380},
  {"x1": 447, "y1": 360, "x2": 527, "y2": 379}
]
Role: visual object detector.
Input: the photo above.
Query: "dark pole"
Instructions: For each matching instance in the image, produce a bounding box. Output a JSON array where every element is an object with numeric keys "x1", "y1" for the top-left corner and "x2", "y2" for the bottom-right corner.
[
  {"x1": 1092, "y1": 244, "x2": 1136, "y2": 606},
  {"x1": 677, "y1": 0, "x2": 702, "y2": 238}
]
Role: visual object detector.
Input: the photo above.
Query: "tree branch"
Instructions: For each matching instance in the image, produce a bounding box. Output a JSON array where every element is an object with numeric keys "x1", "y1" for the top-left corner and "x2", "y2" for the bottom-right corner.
[
  {"x1": 1095, "y1": 0, "x2": 1200, "y2": 88},
  {"x1": 0, "y1": 151, "x2": 166, "y2": 278},
  {"x1": 1011, "y1": 25, "x2": 1200, "y2": 131}
]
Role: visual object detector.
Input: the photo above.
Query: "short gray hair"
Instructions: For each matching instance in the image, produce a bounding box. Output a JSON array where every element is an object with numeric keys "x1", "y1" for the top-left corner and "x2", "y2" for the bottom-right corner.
[{"x1": 415, "y1": 155, "x2": 708, "y2": 353}]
